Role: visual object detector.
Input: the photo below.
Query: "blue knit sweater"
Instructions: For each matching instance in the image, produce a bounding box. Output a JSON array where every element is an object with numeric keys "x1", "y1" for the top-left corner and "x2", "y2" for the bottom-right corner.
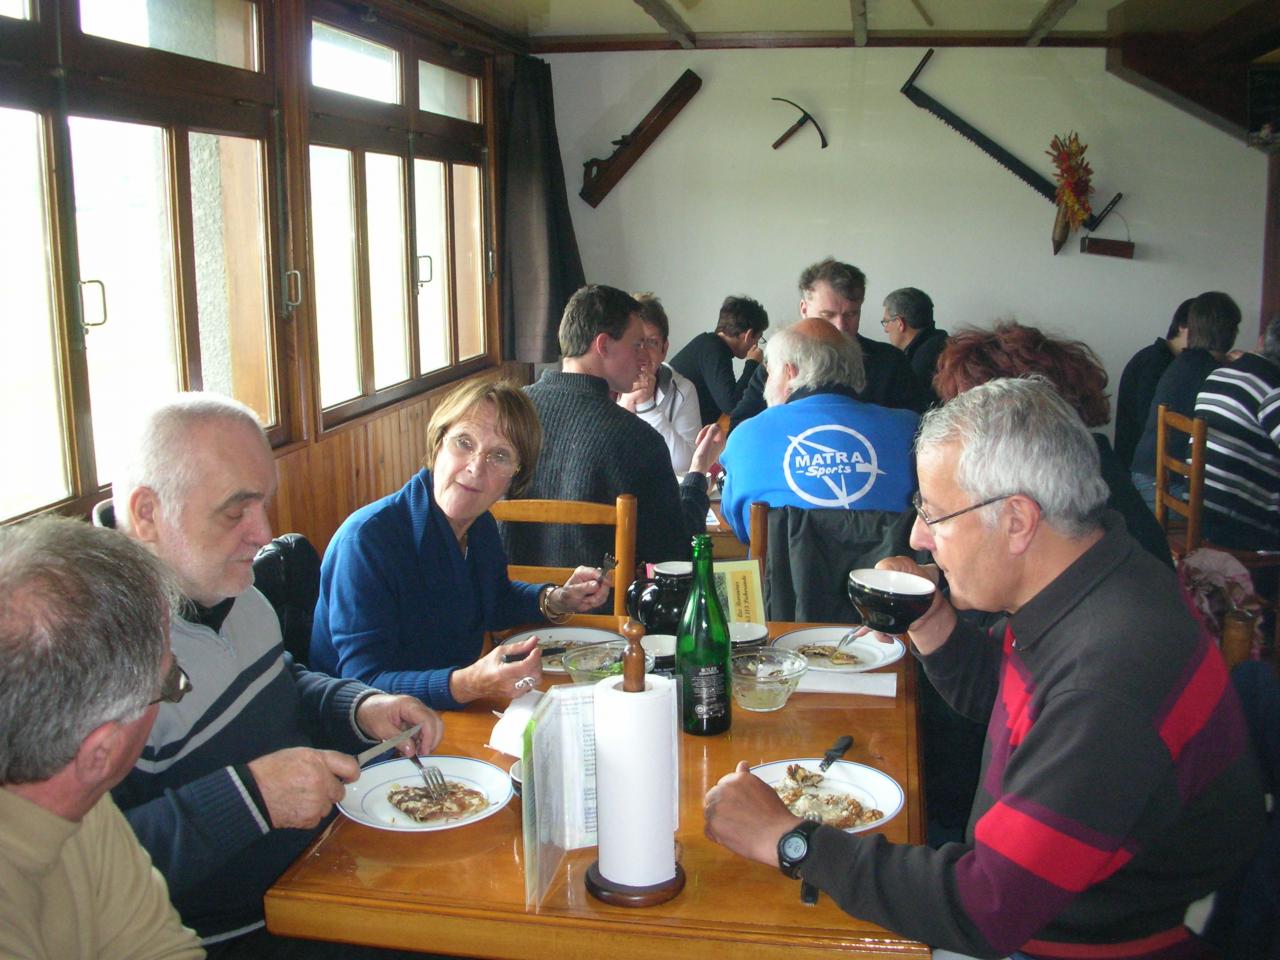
[{"x1": 310, "y1": 469, "x2": 544, "y2": 709}]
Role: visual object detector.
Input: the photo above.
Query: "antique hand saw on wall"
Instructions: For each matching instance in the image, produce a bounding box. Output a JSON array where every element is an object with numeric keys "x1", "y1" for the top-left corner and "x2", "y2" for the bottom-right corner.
[{"x1": 900, "y1": 49, "x2": 1121, "y2": 232}]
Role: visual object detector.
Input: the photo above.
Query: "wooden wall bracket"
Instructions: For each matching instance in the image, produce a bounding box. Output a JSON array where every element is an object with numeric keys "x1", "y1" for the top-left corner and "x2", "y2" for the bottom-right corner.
[{"x1": 580, "y1": 69, "x2": 702, "y2": 208}]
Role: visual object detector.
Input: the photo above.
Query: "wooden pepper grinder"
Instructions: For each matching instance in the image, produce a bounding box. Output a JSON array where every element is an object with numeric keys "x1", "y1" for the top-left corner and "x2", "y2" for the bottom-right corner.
[{"x1": 621, "y1": 617, "x2": 647, "y2": 692}]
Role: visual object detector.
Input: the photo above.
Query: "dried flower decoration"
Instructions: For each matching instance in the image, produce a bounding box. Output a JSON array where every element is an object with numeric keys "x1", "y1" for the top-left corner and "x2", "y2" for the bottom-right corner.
[{"x1": 1046, "y1": 132, "x2": 1093, "y2": 230}]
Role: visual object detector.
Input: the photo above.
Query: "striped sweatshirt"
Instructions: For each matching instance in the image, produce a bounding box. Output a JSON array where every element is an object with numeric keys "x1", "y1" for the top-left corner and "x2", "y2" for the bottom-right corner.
[
  {"x1": 1193, "y1": 352, "x2": 1280, "y2": 550},
  {"x1": 800, "y1": 513, "x2": 1264, "y2": 958},
  {"x1": 111, "y1": 590, "x2": 377, "y2": 942}
]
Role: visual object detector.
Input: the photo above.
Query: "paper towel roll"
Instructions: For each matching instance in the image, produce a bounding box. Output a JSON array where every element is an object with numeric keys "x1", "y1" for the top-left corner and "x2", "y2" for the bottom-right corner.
[{"x1": 593, "y1": 674, "x2": 677, "y2": 887}]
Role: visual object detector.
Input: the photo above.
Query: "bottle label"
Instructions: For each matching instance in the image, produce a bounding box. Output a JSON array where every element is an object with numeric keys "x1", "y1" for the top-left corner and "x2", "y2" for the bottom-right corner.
[{"x1": 687, "y1": 664, "x2": 728, "y2": 719}]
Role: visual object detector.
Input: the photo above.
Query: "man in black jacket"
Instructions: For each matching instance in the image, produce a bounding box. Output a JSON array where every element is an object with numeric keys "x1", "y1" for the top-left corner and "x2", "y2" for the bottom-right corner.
[
  {"x1": 729, "y1": 258, "x2": 929, "y2": 428},
  {"x1": 881, "y1": 286, "x2": 947, "y2": 404},
  {"x1": 1113, "y1": 298, "x2": 1191, "y2": 470}
]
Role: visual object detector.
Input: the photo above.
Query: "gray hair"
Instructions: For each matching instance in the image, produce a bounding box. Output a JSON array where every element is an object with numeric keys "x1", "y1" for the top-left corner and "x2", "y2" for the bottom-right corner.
[
  {"x1": 113, "y1": 392, "x2": 266, "y2": 533},
  {"x1": 883, "y1": 287, "x2": 934, "y2": 331},
  {"x1": 0, "y1": 515, "x2": 178, "y2": 784},
  {"x1": 766, "y1": 321, "x2": 867, "y2": 394},
  {"x1": 1263, "y1": 315, "x2": 1280, "y2": 366},
  {"x1": 916, "y1": 377, "x2": 1108, "y2": 538}
]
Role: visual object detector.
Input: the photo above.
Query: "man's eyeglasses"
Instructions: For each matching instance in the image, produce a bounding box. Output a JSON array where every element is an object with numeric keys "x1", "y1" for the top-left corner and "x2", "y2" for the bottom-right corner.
[
  {"x1": 150, "y1": 658, "x2": 193, "y2": 706},
  {"x1": 911, "y1": 491, "x2": 1013, "y2": 527},
  {"x1": 880, "y1": 314, "x2": 898, "y2": 329},
  {"x1": 445, "y1": 432, "x2": 520, "y2": 476}
]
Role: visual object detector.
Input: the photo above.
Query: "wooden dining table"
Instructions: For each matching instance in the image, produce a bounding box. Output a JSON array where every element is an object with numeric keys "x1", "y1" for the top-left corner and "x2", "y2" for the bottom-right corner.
[{"x1": 264, "y1": 617, "x2": 928, "y2": 959}]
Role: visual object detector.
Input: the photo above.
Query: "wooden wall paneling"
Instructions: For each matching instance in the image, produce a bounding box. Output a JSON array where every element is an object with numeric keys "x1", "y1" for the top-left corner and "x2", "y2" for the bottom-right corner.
[{"x1": 271, "y1": 362, "x2": 531, "y2": 554}]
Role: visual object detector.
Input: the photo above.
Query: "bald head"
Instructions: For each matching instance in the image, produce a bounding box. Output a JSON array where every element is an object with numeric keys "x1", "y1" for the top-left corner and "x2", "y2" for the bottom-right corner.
[{"x1": 763, "y1": 319, "x2": 866, "y2": 406}]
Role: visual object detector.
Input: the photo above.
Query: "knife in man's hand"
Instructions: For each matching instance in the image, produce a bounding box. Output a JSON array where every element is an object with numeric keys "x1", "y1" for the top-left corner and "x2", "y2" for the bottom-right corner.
[{"x1": 355, "y1": 723, "x2": 423, "y2": 767}]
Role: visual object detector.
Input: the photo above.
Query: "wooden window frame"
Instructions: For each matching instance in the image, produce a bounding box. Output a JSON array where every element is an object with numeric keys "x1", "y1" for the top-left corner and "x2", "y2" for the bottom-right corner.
[
  {"x1": 305, "y1": 4, "x2": 500, "y2": 433},
  {"x1": 0, "y1": 0, "x2": 297, "y2": 522}
]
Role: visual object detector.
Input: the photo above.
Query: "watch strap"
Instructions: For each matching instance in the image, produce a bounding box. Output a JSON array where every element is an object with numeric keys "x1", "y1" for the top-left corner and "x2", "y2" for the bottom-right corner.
[{"x1": 777, "y1": 817, "x2": 822, "y2": 879}]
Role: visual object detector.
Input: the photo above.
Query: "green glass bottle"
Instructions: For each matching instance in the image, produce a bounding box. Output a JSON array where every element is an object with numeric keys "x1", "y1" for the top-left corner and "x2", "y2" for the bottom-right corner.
[{"x1": 675, "y1": 534, "x2": 732, "y2": 735}]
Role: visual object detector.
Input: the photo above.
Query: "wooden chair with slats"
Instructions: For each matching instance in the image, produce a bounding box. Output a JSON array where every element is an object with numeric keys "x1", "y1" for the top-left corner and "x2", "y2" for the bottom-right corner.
[
  {"x1": 1155, "y1": 404, "x2": 1280, "y2": 659},
  {"x1": 489, "y1": 494, "x2": 637, "y2": 617},
  {"x1": 1153, "y1": 404, "x2": 1207, "y2": 560}
]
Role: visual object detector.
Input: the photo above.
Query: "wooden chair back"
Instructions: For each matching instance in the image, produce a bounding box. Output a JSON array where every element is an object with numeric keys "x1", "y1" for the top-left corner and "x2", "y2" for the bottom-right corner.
[
  {"x1": 1154, "y1": 404, "x2": 1207, "y2": 558},
  {"x1": 489, "y1": 494, "x2": 637, "y2": 617},
  {"x1": 747, "y1": 501, "x2": 769, "y2": 578}
]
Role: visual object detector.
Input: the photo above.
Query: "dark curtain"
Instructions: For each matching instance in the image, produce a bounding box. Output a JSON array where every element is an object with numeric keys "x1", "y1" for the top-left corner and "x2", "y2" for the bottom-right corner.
[{"x1": 498, "y1": 54, "x2": 585, "y2": 364}]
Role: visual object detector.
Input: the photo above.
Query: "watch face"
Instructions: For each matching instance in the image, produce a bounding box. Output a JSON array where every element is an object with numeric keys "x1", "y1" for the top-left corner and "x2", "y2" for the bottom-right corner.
[{"x1": 781, "y1": 833, "x2": 808, "y2": 861}]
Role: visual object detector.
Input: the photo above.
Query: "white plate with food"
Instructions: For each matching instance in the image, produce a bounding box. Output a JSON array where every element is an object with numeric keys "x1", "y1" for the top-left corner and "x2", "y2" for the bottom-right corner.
[
  {"x1": 751, "y1": 758, "x2": 903, "y2": 832},
  {"x1": 772, "y1": 627, "x2": 905, "y2": 673},
  {"x1": 499, "y1": 626, "x2": 624, "y2": 674},
  {"x1": 339, "y1": 755, "x2": 513, "y2": 832}
]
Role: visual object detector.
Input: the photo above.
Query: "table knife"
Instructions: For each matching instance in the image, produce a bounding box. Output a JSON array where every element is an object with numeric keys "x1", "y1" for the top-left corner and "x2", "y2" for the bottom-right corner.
[{"x1": 356, "y1": 723, "x2": 423, "y2": 766}]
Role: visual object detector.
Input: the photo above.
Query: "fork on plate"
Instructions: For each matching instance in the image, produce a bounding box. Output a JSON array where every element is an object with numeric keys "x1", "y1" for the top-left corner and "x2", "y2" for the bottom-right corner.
[{"x1": 407, "y1": 754, "x2": 447, "y2": 801}]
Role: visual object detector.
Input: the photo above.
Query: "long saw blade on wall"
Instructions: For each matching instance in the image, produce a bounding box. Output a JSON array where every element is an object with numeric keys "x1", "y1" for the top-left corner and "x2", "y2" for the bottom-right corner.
[{"x1": 900, "y1": 49, "x2": 1121, "y2": 232}]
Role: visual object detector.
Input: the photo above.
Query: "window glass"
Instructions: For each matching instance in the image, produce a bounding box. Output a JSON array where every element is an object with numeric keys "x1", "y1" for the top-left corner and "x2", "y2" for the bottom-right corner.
[
  {"x1": 311, "y1": 21, "x2": 399, "y2": 104},
  {"x1": 0, "y1": 108, "x2": 69, "y2": 517},
  {"x1": 417, "y1": 61, "x2": 479, "y2": 122},
  {"x1": 452, "y1": 163, "x2": 485, "y2": 361},
  {"x1": 0, "y1": 0, "x2": 31, "y2": 19},
  {"x1": 309, "y1": 145, "x2": 361, "y2": 408},
  {"x1": 366, "y1": 152, "x2": 409, "y2": 389},
  {"x1": 68, "y1": 116, "x2": 181, "y2": 484},
  {"x1": 413, "y1": 159, "x2": 450, "y2": 373},
  {"x1": 189, "y1": 131, "x2": 275, "y2": 426},
  {"x1": 80, "y1": 0, "x2": 259, "y2": 71}
]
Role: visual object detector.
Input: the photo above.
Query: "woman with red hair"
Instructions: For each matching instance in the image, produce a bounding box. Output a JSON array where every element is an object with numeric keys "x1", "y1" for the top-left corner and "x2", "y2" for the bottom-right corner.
[{"x1": 932, "y1": 321, "x2": 1171, "y2": 566}]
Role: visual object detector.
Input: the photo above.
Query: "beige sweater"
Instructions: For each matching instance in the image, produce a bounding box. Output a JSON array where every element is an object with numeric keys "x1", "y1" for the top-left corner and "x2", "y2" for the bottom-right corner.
[{"x1": 0, "y1": 788, "x2": 203, "y2": 959}]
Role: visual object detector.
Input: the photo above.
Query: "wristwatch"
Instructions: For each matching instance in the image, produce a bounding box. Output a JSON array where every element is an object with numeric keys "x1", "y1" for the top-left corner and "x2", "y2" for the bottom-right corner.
[{"x1": 777, "y1": 818, "x2": 822, "y2": 879}]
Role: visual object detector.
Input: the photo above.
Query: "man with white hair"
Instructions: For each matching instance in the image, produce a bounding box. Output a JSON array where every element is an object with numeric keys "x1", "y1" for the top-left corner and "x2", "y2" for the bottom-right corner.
[
  {"x1": 718, "y1": 317, "x2": 919, "y2": 542},
  {"x1": 705, "y1": 378, "x2": 1263, "y2": 958},
  {"x1": 0, "y1": 515, "x2": 202, "y2": 959},
  {"x1": 98, "y1": 394, "x2": 443, "y2": 952}
]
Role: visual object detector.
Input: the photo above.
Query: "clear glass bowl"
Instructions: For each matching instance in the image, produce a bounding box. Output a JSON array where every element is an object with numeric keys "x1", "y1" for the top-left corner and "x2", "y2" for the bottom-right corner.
[
  {"x1": 561, "y1": 640, "x2": 656, "y2": 684},
  {"x1": 731, "y1": 649, "x2": 808, "y2": 712}
]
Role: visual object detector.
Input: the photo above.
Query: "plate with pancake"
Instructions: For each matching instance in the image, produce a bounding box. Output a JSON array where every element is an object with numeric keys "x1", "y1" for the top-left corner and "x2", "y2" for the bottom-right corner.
[
  {"x1": 339, "y1": 755, "x2": 513, "y2": 832},
  {"x1": 772, "y1": 626, "x2": 905, "y2": 673},
  {"x1": 751, "y1": 758, "x2": 903, "y2": 833}
]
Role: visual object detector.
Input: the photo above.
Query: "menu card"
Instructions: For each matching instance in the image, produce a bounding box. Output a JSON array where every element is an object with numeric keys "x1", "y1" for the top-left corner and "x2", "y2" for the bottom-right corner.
[{"x1": 521, "y1": 685, "x2": 598, "y2": 908}]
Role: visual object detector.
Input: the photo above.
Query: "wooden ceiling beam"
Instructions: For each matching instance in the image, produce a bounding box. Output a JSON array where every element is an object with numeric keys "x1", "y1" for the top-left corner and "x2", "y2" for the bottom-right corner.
[
  {"x1": 851, "y1": 0, "x2": 868, "y2": 47},
  {"x1": 1194, "y1": 0, "x2": 1280, "y2": 64},
  {"x1": 633, "y1": 0, "x2": 696, "y2": 49},
  {"x1": 1026, "y1": 0, "x2": 1077, "y2": 46}
]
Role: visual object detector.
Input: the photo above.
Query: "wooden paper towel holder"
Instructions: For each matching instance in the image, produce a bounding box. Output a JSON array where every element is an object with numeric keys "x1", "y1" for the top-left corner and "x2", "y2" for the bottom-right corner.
[{"x1": 586, "y1": 618, "x2": 687, "y2": 907}]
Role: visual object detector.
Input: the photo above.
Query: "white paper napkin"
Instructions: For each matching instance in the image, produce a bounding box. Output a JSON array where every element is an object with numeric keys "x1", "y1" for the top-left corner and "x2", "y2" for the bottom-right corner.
[
  {"x1": 486, "y1": 690, "x2": 543, "y2": 757},
  {"x1": 796, "y1": 672, "x2": 897, "y2": 698}
]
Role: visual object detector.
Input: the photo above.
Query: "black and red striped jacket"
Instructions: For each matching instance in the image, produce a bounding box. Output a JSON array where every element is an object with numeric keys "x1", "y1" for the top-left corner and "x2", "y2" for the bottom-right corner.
[{"x1": 801, "y1": 512, "x2": 1264, "y2": 958}]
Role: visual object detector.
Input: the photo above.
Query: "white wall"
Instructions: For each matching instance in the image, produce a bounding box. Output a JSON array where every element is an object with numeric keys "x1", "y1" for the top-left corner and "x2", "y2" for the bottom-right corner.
[{"x1": 545, "y1": 47, "x2": 1268, "y2": 419}]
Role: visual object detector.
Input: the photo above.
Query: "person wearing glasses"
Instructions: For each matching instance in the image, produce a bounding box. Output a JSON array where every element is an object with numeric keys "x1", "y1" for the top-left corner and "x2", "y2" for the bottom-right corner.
[
  {"x1": 99, "y1": 393, "x2": 443, "y2": 953},
  {"x1": 705, "y1": 378, "x2": 1263, "y2": 959},
  {"x1": 0, "y1": 515, "x2": 203, "y2": 959},
  {"x1": 729, "y1": 258, "x2": 930, "y2": 429},
  {"x1": 311, "y1": 378, "x2": 612, "y2": 710},
  {"x1": 617, "y1": 293, "x2": 703, "y2": 473},
  {"x1": 880, "y1": 286, "x2": 947, "y2": 404},
  {"x1": 931, "y1": 321, "x2": 1170, "y2": 568}
]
